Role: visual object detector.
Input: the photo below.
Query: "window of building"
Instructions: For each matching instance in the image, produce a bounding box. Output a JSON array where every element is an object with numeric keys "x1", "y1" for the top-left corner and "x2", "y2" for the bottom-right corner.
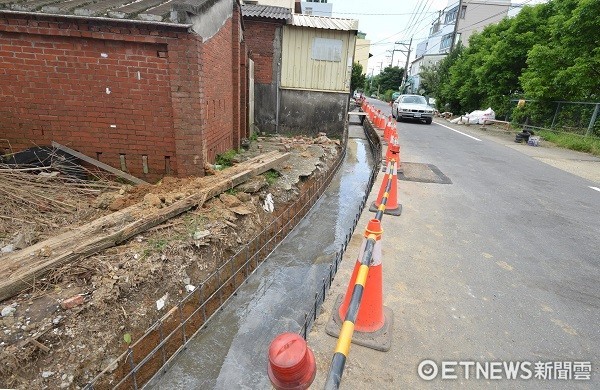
[
  {"x1": 312, "y1": 38, "x2": 342, "y2": 62},
  {"x1": 444, "y1": 6, "x2": 458, "y2": 24},
  {"x1": 460, "y1": 5, "x2": 467, "y2": 19},
  {"x1": 440, "y1": 33, "x2": 453, "y2": 50}
]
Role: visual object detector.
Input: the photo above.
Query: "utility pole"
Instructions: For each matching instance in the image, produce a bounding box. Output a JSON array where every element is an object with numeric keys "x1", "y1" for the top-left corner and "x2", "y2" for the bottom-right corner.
[
  {"x1": 450, "y1": 0, "x2": 463, "y2": 51},
  {"x1": 402, "y1": 37, "x2": 413, "y2": 86},
  {"x1": 393, "y1": 38, "x2": 413, "y2": 90},
  {"x1": 387, "y1": 43, "x2": 403, "y2": 67}
]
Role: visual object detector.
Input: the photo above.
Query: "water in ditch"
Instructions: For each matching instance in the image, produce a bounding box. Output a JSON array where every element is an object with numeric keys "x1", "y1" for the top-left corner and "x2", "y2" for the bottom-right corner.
[{"x1": 149, "y1": 127, "x2": 374, "y2": 389}]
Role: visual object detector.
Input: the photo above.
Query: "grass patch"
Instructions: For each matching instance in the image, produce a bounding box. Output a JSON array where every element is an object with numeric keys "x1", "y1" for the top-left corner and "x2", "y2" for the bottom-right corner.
[
  {"x1": 263, "y1": 169, "x2": 280, "y2": 185},
  {"x1": 215, "y1": 149, "x2": 238, "y2": 167},
  {"x1": 142, "y1": 237, "x2": 169, "y2": 258},
  {"x1": 537, "y1": 130, "x2": 600, "y2": 156}
]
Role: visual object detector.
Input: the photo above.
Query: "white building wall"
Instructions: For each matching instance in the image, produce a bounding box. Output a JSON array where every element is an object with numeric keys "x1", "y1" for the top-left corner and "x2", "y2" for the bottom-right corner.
[
  {"x1": 456, "y1": 0, "x2": 510, "y2": 46},
  {"x1": 300, "y1": 1, "x2": 332, "y2": 16}
]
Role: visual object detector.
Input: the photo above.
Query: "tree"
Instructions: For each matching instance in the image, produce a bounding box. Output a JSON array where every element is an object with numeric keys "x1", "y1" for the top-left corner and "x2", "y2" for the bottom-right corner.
[
  {"x1": 521, "y1": 0, "x2": 600, "y2": 102},
  {"x1": 435, "y1": 43, "x2": 464, "y2": 113},
  {"x1": 433, "y1": 0, "x2": 600, "y2": 120},
  {"x1": 419, "y1": 63, "x2": 440, "y2": 97},
  {"x1": 350, "y1": 62, "x2": 366, "y2": 93},
  {"x1": 375, "y1": 66, "x2": 404, "y2": 93}
]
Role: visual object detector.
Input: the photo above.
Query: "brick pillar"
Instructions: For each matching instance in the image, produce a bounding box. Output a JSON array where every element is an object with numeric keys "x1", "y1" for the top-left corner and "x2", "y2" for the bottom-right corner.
[
  {"x1": 168, "y1": 34, "x2": 204, "y2": 177},
  {"x1": 231, "y1": 3, "x2": 241, "y2": 149},
  {"x1": 241, "y1": 42, "x2": 248, "y2": 140}
]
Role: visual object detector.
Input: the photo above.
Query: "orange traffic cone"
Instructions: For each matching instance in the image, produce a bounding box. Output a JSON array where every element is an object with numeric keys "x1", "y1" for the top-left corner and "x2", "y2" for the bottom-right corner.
[
  {"x1": 385, "y1": 136, "x2": 400, "y2": 163},
  {"x1": 383, "y1": 121, "x2": 390, "y2": 142},
  {"x1": 325, "y1": 219, "x2": 393, "y2": 351},
  {"x1": 383, "y1": 116, "x2": 395, "y2": 142},
  {"x1": 380, "y1": 134, "x2": 397, "y2": 171},
  {"x1": 338, "y1": 219, "x2": 385, "y2": 332},
  {"x1": 370, "y1": 143, "x2": 402, "y2": 216}
]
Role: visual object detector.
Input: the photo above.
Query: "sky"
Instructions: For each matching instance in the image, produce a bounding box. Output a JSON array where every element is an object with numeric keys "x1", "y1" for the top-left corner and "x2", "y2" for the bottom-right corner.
[{"x1": 328, "y1": 0, "x2": 548, "y2": 76}]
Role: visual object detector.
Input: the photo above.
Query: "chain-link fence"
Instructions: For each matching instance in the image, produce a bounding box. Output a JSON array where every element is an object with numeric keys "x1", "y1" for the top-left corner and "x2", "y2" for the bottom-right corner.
[{"x1": 505, "y1": 99, "x2": 600, "y2": 137}]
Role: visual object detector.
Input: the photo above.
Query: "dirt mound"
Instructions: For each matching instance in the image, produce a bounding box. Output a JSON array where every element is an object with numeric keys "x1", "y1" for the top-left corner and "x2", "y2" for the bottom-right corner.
[{"x1": 0, "y1": 134, "x2": 340, "y2": 389}]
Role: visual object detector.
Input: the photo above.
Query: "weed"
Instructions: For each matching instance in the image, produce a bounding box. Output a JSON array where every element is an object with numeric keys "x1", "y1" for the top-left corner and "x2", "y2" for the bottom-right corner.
[
  {"x1": 142, "y1": 237, "x2": 168, "y2": 258},
  {"x1": 263, "y1": 169, "x2": 280, "y2": 186},
  {"x1": 215, "y1": 149, "x2": 238, "y2": 167},
  {"x1": 225, "y1": 188, "x2": 237, "y2": 195}
]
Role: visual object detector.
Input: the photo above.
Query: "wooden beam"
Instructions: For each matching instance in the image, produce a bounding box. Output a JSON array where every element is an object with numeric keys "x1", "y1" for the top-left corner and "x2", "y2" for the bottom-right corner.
[
  {"x1": 51, "y1": 141, "x2": 148, "y2": 185},
  {"x1": 0, "y1": 151, "x2": 289, "y2": 301}
]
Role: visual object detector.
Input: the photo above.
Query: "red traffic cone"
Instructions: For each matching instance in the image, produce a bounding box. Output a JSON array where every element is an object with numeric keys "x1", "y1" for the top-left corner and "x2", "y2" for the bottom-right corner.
[
  {"x1": 268, "y1": 333, "x2": 316, "y2": 390},
  {"x1": 325, "y1": 219, "x2": 394, "y2": 351}
]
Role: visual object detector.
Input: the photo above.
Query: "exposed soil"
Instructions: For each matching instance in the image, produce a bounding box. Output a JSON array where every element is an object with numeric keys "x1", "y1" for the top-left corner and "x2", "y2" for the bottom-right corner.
[{"x1": 0, "y1": 134, "x2": 340, "y2": 389}]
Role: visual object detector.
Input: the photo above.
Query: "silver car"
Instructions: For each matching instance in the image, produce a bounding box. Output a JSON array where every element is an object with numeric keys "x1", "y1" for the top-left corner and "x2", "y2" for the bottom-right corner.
[{"x1": 392, "y1": 94, "x2": 434, "y2": 124}]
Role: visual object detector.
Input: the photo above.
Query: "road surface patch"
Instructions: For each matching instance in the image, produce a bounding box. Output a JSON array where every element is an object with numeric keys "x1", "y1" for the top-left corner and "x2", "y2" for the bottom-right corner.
[{"x1": 398, "y1": 162, "x2": 452, "y2": 184}]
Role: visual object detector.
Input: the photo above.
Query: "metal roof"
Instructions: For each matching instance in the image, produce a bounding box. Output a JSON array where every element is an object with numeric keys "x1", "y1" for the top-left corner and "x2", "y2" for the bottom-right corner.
[
  {"x1": 0, "y1": 0, "x2": 214, "y2": 25},
  {"x1": 241, "y1": 4, "x2": 290, "y2": 20},
  {"x1": 290, "y1": 14, "x2": 358, "y2": 31}
]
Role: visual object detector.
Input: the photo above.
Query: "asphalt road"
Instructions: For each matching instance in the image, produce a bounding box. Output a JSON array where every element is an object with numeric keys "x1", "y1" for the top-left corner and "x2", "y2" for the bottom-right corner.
[{"x1": 309, "y1": 98, "x2": 599, "y2": 389}]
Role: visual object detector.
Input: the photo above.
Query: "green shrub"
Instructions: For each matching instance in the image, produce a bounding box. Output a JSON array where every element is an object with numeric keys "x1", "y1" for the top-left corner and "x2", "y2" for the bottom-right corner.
[
  {"x1": 263, "y1": 169, "x2": 280, "y2": 185},
  {"x1": 215, "y1": 149, "x2": 238, "y2": 167}
]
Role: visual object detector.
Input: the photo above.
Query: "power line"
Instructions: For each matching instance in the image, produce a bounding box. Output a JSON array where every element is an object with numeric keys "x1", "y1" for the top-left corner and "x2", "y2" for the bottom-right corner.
[{"x1": 331, "y1": 11, "x2": 437, "y2": 16}]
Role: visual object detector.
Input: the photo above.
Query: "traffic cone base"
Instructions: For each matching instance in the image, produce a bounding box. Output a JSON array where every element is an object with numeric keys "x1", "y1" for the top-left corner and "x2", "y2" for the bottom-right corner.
[
  {"x1": 371, "y1": 160, "x2": 402, "y2": 216},
  {"x1": 369, "y1": 200, "x2": 402, "y2": 216},
  {"x1": 325, "y1": 294, "x2": 394, "y2": 352}
]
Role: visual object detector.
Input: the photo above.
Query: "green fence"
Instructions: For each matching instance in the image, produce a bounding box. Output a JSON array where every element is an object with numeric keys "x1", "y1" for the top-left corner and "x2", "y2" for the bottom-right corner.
[{"x1": 506, "y1": 100, "x2": 600, "y2": 137}]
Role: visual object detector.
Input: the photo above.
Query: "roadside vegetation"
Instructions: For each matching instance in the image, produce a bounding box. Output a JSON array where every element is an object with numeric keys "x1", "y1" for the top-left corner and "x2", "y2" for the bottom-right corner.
[
  {"x1": 415, "y1": 0, "x2": 600, "y2": 154},
  {"x1": 536, "y1": 130, "x2": 600, "y2": 157}
]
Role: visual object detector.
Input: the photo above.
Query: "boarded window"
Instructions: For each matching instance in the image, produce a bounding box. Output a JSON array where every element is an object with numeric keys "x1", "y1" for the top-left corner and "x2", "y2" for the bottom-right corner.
[{"x1": 311, "y1": 38, "x2": 342, "y2": 62}]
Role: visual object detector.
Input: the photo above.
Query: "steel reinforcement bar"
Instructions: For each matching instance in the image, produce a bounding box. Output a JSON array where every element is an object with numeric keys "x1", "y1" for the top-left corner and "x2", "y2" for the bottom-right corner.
[{"x1": 84, "y1": 134, "x2": 356, "y2": 390}]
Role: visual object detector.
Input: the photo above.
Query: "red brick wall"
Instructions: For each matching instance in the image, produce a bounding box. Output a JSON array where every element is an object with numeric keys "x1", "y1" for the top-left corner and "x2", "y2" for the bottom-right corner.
[
  {"x1": 200, "y1": 17, "x2": 234, "y2": 163},
  {"x1": 0, "y1": 11, "x2": 247, "y2": 180},
  {"x1": 244, "y1": 20, "x2": 277, "y2": 84}
]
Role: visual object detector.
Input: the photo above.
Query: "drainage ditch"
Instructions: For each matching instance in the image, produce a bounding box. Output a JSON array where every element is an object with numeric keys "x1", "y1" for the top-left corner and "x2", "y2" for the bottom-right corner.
[{"x1": 85, "y1": 117, "x2": 381, "y2": 389}]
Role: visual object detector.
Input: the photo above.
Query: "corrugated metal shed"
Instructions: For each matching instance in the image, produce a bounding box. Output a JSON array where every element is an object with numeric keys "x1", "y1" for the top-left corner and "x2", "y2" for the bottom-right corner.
[
  {"x1": 291, "y1": 14, "x2": 358, "y2": 31},
  {"x1": 281, "y1": 25, "x2": 356, "y2": 92},
  {"x1": 241, "y1": 4, "x2": 291, "y2": 20}
]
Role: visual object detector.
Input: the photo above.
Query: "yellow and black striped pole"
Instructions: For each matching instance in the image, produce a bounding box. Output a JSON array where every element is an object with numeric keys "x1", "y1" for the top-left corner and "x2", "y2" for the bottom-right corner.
[
  {"x1": 375, "y1": 159, "x2": 395, "y2": 221},
  {"x1": 324, "y1": 161, "x2": 394, "y2": 389}
]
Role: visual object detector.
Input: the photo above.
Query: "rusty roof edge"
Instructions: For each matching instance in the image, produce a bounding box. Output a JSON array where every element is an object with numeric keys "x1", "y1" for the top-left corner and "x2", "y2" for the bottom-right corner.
[{"x1": 0, "y1": 9, "x2": 193, "y2": 29}]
